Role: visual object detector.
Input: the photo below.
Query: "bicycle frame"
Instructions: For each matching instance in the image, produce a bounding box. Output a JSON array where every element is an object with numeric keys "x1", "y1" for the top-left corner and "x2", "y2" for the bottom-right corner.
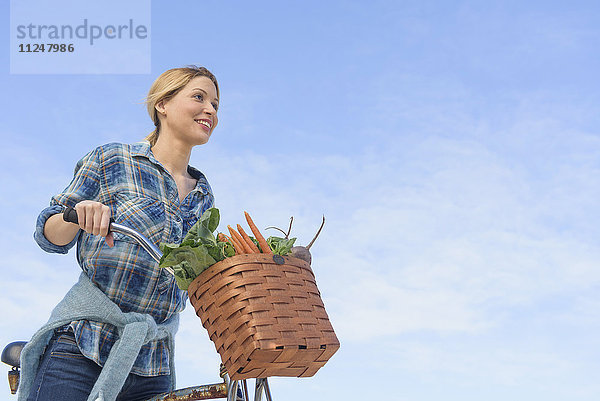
[{"x1": 148, "y1": 376, "x2": 272, "y2": 401}]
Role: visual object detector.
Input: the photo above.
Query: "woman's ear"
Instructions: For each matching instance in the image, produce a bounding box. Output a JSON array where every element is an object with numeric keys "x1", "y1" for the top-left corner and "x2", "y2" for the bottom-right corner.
[{"x1": 155, "y1": 100, "x2": 166, "y2": 116}]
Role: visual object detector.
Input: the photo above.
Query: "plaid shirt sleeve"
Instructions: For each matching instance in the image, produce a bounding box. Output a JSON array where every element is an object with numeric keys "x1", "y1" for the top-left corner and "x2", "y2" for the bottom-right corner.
[{"x1": 33, "y1": 147, "x2": 103, "y2": 254}]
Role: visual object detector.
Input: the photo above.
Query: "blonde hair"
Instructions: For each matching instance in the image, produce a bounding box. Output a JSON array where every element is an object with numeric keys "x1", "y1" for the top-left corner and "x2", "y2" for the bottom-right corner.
[{"x1": 144, "y1": 65, "x2": 219, "y2": 146}]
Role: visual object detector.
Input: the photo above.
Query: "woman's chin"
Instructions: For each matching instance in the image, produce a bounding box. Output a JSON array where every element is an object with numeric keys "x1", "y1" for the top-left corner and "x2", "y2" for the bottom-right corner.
[
  {"x1": 192, "y1": 134, "x2": 210, "y2": 146},
  {"x1": 182, "y1": 129, "x2": 211, "y2": 146}
]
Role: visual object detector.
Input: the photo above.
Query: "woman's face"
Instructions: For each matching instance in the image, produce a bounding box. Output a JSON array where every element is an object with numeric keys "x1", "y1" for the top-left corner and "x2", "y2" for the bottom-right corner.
[{"x1": 158, "y1": 76, "x2": 219, "y2": 146}]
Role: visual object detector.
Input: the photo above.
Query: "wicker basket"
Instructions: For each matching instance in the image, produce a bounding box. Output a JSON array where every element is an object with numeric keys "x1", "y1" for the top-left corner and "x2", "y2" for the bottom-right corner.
[{"x1": 187, "y1": 253, "x2": 340, "y2": 380}]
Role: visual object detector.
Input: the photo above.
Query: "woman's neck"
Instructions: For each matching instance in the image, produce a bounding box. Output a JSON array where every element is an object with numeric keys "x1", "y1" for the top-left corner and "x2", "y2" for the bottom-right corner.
[{"x1": 150, "y1": 133, "x2": 192, "y2": 178}]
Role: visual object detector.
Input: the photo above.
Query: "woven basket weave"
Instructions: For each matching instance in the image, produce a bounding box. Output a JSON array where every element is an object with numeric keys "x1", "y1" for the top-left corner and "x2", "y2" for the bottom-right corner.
[{"x1": 187, "y1": 253, "x2": 340, "y2": 380}]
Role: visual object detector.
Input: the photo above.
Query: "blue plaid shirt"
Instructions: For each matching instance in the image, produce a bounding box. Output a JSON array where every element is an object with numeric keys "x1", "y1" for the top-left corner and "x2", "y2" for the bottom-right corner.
[{"x1": 33, "y1": 141, "x2": 214, "y2": 376}]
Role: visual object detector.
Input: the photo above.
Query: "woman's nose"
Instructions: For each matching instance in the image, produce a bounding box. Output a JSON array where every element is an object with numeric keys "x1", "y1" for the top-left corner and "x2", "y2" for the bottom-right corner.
[{"x1": 205, "y1": 102, "x2": 216, "y2": 114}]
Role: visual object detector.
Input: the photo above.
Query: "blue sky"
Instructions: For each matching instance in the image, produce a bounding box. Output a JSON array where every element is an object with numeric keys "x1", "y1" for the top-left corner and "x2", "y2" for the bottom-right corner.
[{"x1": 2, "y1": 1, "x2": 600, "y2": 400}]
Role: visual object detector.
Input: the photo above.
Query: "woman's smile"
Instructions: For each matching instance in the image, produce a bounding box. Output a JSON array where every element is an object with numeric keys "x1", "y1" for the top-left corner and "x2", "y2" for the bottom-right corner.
[{"x1": 194, "y1": 118, "x2": 213, "y2": 132}]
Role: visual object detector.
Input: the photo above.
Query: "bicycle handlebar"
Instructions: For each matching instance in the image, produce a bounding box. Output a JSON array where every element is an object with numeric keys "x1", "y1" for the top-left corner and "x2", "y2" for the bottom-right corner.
[
  {"x1": 62, "y1": 206, "x2": 172, "y2": 275},
  {"x1": 62, "y1": 206, "x2": 83, "y2": 226}
]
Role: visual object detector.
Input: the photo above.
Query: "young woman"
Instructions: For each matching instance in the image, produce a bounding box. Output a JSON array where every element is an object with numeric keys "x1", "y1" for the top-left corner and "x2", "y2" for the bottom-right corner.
[{"x1": 21, "y1": 66, "x2": 219, "y2": 401}]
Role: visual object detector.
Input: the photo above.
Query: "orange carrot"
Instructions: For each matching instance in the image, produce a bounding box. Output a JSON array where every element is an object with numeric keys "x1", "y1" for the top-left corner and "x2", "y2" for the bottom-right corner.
[
  {"x1": 219, "y1": 232, "x2": 241, "y2": 255},
  {"x1": 237, "y1": 224, "x2": 260, "y2": 253},
  {"x1": 232, "y1": 237, "x2": 246, "y2": 255},
  {"x1": 231, "y1": 238, "x2": 244, "y2": 255},
  {"x1": 228, "y1": 225, "x2": 253, "y2": 254},
  {"x1": 244, "y1": 211, "x2": 272, "y2": 254}
]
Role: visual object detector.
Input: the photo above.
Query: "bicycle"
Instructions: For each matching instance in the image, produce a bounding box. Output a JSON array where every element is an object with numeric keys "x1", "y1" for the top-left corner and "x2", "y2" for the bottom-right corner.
[{"x1": 2, "y1": 208, "x2": 272, "y2": 401}]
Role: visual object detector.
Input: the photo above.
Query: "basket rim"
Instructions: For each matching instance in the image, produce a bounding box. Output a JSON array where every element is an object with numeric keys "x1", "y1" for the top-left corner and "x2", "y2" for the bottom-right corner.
[{"x1": 187, "y1": 253, "x2": 314, "y2": 295}]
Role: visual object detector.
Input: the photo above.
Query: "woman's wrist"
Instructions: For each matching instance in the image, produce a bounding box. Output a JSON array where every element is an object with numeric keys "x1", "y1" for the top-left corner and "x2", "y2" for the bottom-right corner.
[{"x1": 43, "y1": 212, "x2": 80, "y2": 246}]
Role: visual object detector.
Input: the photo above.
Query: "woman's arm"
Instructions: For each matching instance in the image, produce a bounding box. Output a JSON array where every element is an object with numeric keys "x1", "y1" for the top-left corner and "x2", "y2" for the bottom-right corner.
[
  {"x1": 43, "y1": 200, "x2": 114, "y2": 247},
  {"x1": 35, "y1": 146, "x2": 115, "y2": 253}
]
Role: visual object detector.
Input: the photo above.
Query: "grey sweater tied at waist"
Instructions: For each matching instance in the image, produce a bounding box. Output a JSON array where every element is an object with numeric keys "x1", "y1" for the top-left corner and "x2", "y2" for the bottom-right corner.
[{"x1": 18, "y1": 272, "x2": 179, "y2": 401}]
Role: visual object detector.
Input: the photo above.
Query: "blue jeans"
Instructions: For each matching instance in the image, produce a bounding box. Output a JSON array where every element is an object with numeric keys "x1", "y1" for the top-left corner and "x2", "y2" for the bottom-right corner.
[{"x1": 27, "y1": 326, "x2": 172, "y2": 401}]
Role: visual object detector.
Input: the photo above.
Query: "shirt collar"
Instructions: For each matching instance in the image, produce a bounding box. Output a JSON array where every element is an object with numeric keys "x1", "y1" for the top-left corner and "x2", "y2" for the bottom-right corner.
[
  {"x1": 130, "y1": 141, "x2": 155, "y2": 160},
  {"x1": 130, "y1": 141, "x2": 208, "y2": 196}
]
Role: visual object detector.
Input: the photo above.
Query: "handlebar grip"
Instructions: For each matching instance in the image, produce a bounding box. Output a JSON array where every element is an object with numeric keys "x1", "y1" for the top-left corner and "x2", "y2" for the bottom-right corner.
[
  {"x1": 63, "y1": 206, "x2": 115, "y2": 228},
  {"x1": 63, "y1": 207, "x2": 79, "y2": 224}
]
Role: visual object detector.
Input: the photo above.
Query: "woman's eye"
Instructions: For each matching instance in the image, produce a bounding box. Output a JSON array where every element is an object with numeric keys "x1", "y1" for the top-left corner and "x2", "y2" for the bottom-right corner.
[
  {"x1": 212, "y1": 103, "x2": 219, "y2": 111},
  {"x1": 194, "y1": 94, "x2": 203, "y2": 101}
]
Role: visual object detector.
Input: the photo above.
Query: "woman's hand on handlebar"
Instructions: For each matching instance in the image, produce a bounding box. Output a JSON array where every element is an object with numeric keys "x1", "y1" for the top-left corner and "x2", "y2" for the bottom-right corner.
[{"x1": 72, "y1": 200, "x2": 114, "y2": 247}]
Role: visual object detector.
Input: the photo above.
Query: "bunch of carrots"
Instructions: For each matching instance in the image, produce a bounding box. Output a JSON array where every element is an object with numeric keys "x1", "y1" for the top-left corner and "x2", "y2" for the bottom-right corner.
[{"x1": 218, "y1": 211, "x2": 272, "y2": 255}]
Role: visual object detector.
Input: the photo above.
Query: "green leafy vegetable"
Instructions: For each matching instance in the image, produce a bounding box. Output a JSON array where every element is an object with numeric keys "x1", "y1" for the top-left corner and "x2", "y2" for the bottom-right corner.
[
  {"x1": 161, "y1": 245, "x2": 217, "y2": 290},
  {"x1": 266, "y1": 236, "x2": 296, "y2": 256},
  {"x1": 159, "y1": 207, "x2": 233, "y2": 290}
]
